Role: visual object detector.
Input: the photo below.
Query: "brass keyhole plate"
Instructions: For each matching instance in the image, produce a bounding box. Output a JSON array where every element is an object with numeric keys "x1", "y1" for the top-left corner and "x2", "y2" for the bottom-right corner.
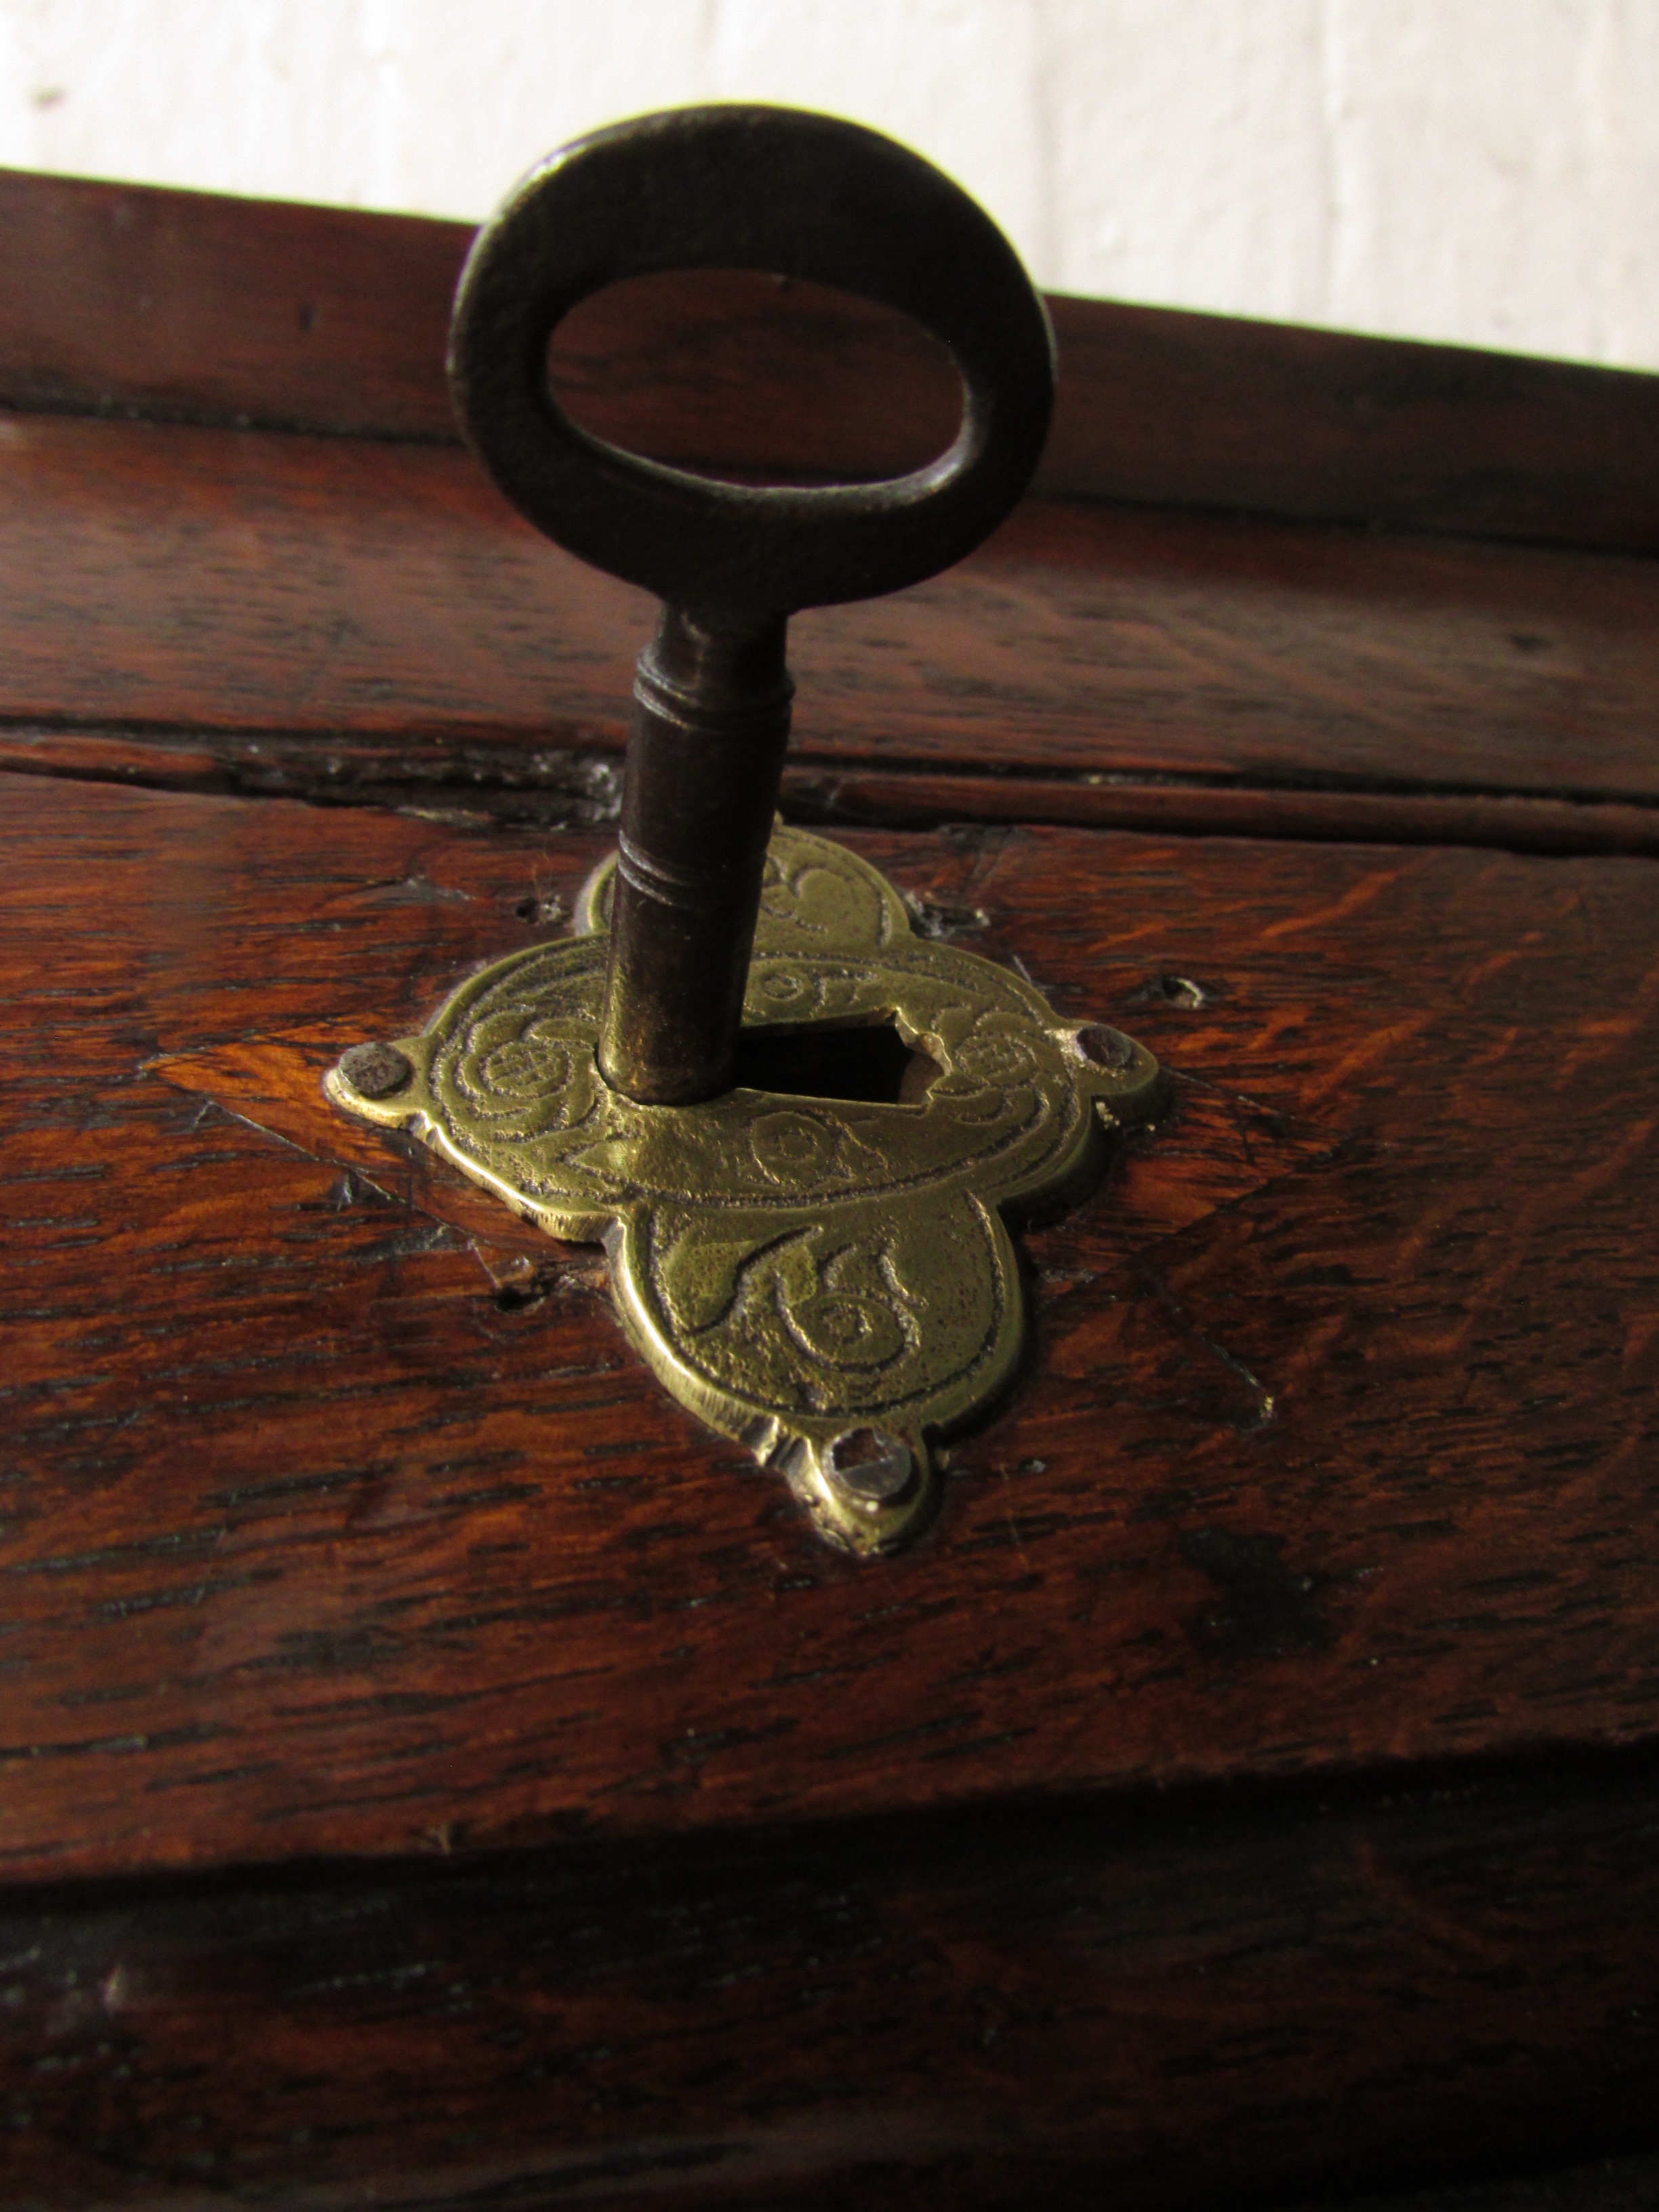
[{"x1": 328, "y1": 827, "x2": 1158, "y2": 1555}]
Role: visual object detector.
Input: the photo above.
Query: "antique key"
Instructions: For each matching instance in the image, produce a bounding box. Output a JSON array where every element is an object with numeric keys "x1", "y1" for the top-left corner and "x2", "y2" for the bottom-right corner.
[
  {"x1": 331, "y1": 106, "x2": 1160, "y2": 1554},
  {"x1": 449, "y1": 104, "x2": 1057, "y2": 1104}
]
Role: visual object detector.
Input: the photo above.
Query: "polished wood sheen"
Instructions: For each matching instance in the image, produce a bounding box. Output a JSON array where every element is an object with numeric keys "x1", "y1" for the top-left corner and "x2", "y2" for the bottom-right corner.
[
  {"x1": 5, "y1": 165, "x2": 1658, "y2": 552},
  {"x1": 1, "y1": 416, "x2": 1658, "y2": 834},
  {"x1": 1, "y1": 163, "x2": 1656, "y2": 2211},
  {"x1": 3, "y1": 775, "x2": 1656, "y2": 1878},
  {"x1": 0, "y1": 1767, "x2": 1656, "y2": 2209}
]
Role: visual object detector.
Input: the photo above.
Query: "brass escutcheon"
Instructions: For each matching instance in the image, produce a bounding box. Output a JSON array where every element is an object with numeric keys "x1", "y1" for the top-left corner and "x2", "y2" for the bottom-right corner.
[{"x1": 328, "y1": 825, "x2": 1159, "y2": 1555}]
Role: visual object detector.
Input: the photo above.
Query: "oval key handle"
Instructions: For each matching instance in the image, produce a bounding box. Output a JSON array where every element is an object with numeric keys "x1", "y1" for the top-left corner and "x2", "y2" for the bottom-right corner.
[{"x1": 448, "y1": 105, "x2": 1057, "y2": 1104}]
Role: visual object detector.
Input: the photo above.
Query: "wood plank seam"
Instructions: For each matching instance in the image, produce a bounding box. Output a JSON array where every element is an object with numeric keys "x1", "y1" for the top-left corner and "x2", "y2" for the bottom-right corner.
[{"x1": 2, "y1": 729, "x2": 1658, "y2": 859}]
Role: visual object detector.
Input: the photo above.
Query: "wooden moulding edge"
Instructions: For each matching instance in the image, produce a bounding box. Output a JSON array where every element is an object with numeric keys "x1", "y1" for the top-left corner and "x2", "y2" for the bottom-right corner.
[
  {"x1": 1, "y1": 165, "x2": 1656, "y2": 556},
  {"x1": 0, "y1": 1748, "x2": 1657, "y2": 2209}
]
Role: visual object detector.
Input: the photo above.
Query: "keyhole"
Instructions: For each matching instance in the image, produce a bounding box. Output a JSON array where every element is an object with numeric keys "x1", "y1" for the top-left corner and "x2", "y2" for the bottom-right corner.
[{"x1": 732, "y1": 1017, "x2": 939, "y2": 1105}]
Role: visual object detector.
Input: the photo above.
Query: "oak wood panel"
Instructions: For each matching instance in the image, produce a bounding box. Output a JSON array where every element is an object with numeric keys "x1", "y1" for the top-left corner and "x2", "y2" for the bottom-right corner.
[
  {"x1": 0, "y1": 165, "x2": 461, "y2": 440},
  {"x1": 3, "y1": 773, "x2": 1656, "y2": 1885},
  {"x1": 3, "y1": 415, "x2": 1658, "y2": 807},
  {"x1": 1040, "y1": 297, "x2": 1659, "y2": 554},
  {"x1": 1, "y1": 1763, "x2": 1657, "y2": 2211},
  {"x1": 5, "y1": 167, "x2": 1658, "y2": 554}
]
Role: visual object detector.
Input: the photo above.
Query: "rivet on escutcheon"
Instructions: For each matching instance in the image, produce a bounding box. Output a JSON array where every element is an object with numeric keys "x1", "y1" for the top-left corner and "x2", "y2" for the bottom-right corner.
[
  {"x1": 821, "y1": 1427, "x2": 916, "y2": 1511},
  {"x1": 337, "y1": 1043, "x2": 413, "y2": 1099}
]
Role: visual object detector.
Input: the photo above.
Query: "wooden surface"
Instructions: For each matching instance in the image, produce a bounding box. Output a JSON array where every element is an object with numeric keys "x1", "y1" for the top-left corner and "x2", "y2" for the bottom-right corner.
[
  {"x1": 3, "y1": 162, "x2": 1658, "y2": 2211},
  {"x1": 1, "y1": 1761, "x2": 1656, "y2": 2211},
  {"x1": 5, "y1": 164, "x2": 1659, "y2": 553},
  {"x1": 0, "y1": 165, "x2": 462, "y2": 438},
  {"x1": 11, "y1": 721, "x2": 1659, "y2": 858},
  {"x1": 4, "y1": 773, "x2": 1656, "y2": 1885},
  {"x1": 3, "y1": 414, "x2": 1658, "y2": 847}
]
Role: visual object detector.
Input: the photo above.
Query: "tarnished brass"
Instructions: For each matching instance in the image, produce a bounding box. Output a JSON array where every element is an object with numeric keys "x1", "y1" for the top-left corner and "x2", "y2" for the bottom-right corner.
[{"x1": 329, "y1": 826, "x2": 1158, "y2": 1555}]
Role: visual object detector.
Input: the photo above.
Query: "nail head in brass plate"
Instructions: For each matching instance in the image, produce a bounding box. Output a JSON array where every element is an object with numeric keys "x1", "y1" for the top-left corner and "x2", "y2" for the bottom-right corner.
[{"x1": 327, "y1": 826, "x2": 1158, "y2": 1555}]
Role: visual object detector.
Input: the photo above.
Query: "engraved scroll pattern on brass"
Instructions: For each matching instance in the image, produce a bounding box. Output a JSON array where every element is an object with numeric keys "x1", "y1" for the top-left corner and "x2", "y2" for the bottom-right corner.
[{"x1": 328, "y1": 827, "x2": 1158, "y2": 1554}]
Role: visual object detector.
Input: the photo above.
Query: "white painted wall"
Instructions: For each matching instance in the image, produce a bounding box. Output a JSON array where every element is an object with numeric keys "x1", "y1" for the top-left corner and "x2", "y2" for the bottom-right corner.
[{"x1": 1, "y1": 0, "x2": 1656, "y2": 369}]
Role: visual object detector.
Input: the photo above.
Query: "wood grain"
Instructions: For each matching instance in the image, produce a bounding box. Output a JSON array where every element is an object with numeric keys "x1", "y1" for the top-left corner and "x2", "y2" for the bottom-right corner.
[
  {"x1": 788, "y1": 760, "x2": 1659, "y2": 855},
  {"x1": 0, "y1": 165, "x2": 462, "y2": 440},
  {"x1": 3, "y1": 773, "x2": 1656, "y2": 1887},
  {"x1": 5, "y1": 167, "x2": 1658, "y2": 554},
  {"x1": 4, "y1": 155, "x2": 1658, "y2": 2209},
  {"x1": 1, "y1": 1762, "x2": 1656, "y2": 2211},
  {"x1": 3, "y1": 415, "x2": 1658, "y2": 811},
  {"x1": 1041, "y1": 295, "x2": 1659, "y2": 554}
]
